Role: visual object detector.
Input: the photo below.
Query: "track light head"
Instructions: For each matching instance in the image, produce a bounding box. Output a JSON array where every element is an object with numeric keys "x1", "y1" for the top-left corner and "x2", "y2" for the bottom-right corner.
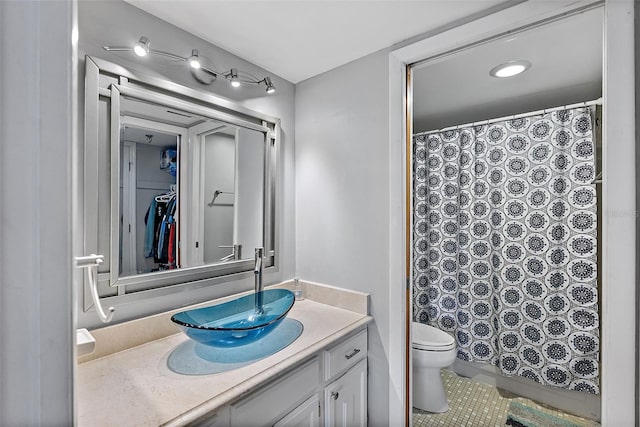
[
  {"x1": 133, "y1": 36, "x2": 150, "y2": 57},
  {"x1": 264, "y1": 77, "x2": 276, "y2": 94},
  {"x1": 229, "y1": 68, "x2": 241, "y2": 87},
  {"x1": 188, "y1": 49, "x2": 201, "y2": 69}
]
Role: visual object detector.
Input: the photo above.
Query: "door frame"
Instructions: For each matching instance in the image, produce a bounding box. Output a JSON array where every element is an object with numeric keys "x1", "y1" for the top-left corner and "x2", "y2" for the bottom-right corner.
[{"x1": 387, "y1": 1, "x2": 635, "y2": 424}]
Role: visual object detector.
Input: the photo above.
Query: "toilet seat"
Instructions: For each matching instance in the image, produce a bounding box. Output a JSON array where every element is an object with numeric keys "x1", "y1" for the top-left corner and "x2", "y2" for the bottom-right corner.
[{"x1": 412, "y1": 322, "x2": 456, "y2": 351}]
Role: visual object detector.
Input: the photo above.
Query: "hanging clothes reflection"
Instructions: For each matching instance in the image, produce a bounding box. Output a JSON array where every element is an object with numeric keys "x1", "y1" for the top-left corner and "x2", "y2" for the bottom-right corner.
[{"x1": 145, "y1": 190, "x2": 177, "y2": 270}]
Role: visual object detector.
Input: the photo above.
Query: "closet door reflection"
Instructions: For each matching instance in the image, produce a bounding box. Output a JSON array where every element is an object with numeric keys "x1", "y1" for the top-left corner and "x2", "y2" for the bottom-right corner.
[
  {"x1": 201, "y1": 128, "x2": 236, "y2": 265},
  {"x1": 188, "y1": 125, "x2": 265, "y2": 267},
  {"x1": 234, "y1": 127, "x2": 265, "y2": 256},
  {"x1": 120, "y1": 118, "x2": 184, "y2": 277}
]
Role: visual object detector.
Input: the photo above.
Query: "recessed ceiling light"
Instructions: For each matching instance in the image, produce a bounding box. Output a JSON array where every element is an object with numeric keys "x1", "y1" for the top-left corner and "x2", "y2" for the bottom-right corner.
[{"x1": 490, "y1": 60, "x2": 532, "y2": 78}]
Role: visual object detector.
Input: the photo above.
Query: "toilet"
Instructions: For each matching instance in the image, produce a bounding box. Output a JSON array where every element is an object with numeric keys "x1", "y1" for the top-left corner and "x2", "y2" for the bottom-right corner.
[{"x1": 412, "y1": 322, "x2": 457, "y2": 413}]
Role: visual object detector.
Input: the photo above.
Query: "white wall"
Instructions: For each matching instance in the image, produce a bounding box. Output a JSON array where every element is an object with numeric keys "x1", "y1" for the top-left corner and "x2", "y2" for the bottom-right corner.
[
  {"x1": 77, "y1": 0, "x2": 296, "y2": 328},
  {"x1": 0, "y1": 1, "x2": 75, "y2": 424},
  {"x1": 295, "y1": 51, "x2": 393, "y2": 426}
]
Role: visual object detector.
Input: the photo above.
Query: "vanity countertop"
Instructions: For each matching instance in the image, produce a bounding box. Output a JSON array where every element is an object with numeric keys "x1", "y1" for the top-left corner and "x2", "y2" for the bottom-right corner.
[{"x1": 77, "y1": 298, "x2": 372, "y2": 426}]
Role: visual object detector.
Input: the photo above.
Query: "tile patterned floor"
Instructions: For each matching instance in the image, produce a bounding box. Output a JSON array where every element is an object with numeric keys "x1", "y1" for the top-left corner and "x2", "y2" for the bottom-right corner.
[{"x1": 412, "y1": 370, "x2": 600, "y2": 427}]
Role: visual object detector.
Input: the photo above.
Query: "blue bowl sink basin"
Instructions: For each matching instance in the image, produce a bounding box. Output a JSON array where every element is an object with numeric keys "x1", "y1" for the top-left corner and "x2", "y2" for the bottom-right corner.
[{"x1": 171, "y1": 289, "x2": 295, "y2": 347}]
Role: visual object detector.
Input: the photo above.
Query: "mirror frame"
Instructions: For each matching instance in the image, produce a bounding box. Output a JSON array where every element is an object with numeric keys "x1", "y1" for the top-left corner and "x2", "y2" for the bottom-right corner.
[{"x1": 84, "y1": 55, "x2": 279, "y2": 304}]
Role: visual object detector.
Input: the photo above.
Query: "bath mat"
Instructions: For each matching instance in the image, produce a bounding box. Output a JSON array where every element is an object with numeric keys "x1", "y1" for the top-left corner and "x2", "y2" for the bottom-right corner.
[{"x1": 505, "y1": 400, "x2": 599, "y2": 427}]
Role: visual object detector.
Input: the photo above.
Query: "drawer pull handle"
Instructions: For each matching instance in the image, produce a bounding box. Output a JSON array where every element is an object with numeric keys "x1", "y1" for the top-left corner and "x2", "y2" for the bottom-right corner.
[
  {"x1": 331, "y1": 391, "x2": 340, "y2": 400},
  {"x1": 345, "y1": 348, "x2": 361, "y2": 359}
]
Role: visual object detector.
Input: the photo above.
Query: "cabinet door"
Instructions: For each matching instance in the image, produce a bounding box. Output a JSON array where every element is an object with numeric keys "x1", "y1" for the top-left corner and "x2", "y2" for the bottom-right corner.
[
  {"x1": 324, "y1": 359, "x2": 367, "y2": 427},
  {"x1": 274, "y1": 394, "x2": 321, "y2": 427}
]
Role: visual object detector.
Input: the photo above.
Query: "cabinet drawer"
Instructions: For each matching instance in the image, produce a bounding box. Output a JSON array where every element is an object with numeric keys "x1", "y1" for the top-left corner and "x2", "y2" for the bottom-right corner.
[
  {"x1": 324, "y1": 330, "x2": 367, "y2": 381},
  {"x1": 231, "y1": 357, "x2": 320, "y2": 426}
]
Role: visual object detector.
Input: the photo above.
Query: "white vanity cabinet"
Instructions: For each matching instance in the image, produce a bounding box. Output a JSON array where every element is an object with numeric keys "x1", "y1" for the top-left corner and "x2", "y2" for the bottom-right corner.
[
  {"x1": 194, "y1": 328, "x2": 368, "y2": 427},
  {"x1": 76, "y1": 297, "x2": 372, "y2": 427},
  {"x1": 322, "y1": 330, "x2": 368, "y2": 427},
  {"x1": 324, "y1": 359, "x2": 367, "y2": 427}
]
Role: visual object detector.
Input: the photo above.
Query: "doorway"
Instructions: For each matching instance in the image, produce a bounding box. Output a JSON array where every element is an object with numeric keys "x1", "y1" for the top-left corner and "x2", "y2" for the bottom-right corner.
[
  {"x1": 387, "y1": 1, "x2": 635, "y2": 425},
  {"x1": 410, "y1": 6, "x2": 603, "y2": 422}
]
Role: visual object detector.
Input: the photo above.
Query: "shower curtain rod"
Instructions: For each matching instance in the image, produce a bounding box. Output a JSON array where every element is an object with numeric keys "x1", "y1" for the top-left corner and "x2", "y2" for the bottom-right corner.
[{"x1": 417, "y1": 97, "x2": 603, "y2": 135}]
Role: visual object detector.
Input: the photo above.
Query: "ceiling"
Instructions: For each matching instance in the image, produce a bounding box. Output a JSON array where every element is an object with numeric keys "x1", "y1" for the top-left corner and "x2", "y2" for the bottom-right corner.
[
  {"x1": 412, "y1": 7, "x2": 603, "y2": 132},
  {"x1": 125, "y1": 0, "x2": 505, "y2": 84},
  {"x1": 121, "y1": 1, "x2": 602, "y2": 133}
]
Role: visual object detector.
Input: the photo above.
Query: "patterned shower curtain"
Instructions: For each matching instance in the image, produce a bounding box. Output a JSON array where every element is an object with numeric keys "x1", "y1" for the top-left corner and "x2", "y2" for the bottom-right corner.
[{"x1": 412, "y1": 106, "x2": 599, "y2": 394}]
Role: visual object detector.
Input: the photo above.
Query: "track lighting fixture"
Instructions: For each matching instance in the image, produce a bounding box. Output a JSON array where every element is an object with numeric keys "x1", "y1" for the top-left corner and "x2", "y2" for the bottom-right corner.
[
  {"x1": 229, "y1": 69, "x2": 241, "y2": 87},
  {"x1": 188, "y1": 49, "x2": 201, "y2": 69},
  {"x1": 264, "y1": 77, "x2": 276, "y2": 94},
  {"x1": 133, "y1": 36, "x2": 150, "y2": 57},
  {"x1": 103, "y1": 36, "x2": 276, "y2": 94}
]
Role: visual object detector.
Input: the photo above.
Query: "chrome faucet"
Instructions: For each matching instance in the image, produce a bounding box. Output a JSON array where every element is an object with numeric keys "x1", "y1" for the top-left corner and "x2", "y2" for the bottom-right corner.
[{"x1": 254, "y1": 247, "x2": 264, "y2": 315}]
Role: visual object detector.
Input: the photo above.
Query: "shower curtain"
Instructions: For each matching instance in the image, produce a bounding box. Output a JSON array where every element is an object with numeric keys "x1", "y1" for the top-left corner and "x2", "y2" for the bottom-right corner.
[{"x1": 412, "y1": 106, "x2": 599, "y2": 394}]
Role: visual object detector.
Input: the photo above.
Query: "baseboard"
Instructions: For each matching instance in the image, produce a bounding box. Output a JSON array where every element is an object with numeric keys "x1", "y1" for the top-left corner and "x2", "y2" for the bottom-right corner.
[{"x1": 451, "y1": 360, "x2": 601, "y2": 421}]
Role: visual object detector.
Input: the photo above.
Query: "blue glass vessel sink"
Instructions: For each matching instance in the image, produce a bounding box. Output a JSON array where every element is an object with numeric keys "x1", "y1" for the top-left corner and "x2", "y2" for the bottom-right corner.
[{"x1": 171, "y1": 289, "x2": 295, "y2": 347}]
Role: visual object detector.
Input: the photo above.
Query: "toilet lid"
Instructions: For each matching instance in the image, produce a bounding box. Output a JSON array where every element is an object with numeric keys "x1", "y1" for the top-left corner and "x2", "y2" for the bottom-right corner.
[{"x1": 412, "y1": 322, "x2": 456, "y2": 351}]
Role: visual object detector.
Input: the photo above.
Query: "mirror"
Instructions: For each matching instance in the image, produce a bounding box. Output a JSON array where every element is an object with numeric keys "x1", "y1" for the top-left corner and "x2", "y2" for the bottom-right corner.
[
  {"x1": 84, "y1": 56, "x2": 278, "y2": 298},
  {"x1": 117, "y1": 97, "x2": 265, "y2": 277}
]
